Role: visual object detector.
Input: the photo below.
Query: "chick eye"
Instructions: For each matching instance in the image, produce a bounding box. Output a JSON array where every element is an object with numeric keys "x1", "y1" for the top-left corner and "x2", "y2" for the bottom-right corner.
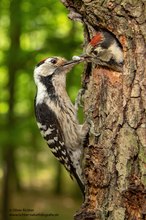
[{"x1": 50, "y1": 58, "x2": 58, "y2": 64}]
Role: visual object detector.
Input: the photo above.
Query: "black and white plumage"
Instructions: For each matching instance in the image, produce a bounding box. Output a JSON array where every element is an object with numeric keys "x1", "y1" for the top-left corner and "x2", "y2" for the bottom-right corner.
[{"x1": 34, "y1": 57, "x2": 88, "y2": 195}]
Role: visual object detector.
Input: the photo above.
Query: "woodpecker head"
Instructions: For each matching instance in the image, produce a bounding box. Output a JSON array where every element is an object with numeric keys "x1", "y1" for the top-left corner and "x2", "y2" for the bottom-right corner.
[
  {"x1": 85, "y1": 31, "x2": 105, "y2": 55},
  {"x1": 85, "y1": 31, "x2": 122, "y2": 55},
  {"x1": 82, "y1": 30, "x2": 123, "y2": 71},
  {"x1": 34, "y1": 56, "x2": 82, "y2": 86}
]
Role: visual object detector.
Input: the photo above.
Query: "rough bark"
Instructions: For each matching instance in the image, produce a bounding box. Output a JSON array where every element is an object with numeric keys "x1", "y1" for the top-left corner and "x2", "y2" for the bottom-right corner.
[{"x1": 61, "y1": 0, "x2": 146, "y2": 220}]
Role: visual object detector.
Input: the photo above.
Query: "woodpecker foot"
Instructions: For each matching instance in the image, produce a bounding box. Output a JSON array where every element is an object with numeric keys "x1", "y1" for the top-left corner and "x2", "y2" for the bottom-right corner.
[
  {"x1": 86, "y1": 118, "x2": 100, "y2": 137},
  {"x1": 75, "y1": 89, "x2": 85, "y2": 112}
]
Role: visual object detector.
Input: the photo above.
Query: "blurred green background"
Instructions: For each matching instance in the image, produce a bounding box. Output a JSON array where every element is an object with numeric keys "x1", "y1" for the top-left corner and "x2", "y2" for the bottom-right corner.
[{"x1": 0, "y1": 0, "x2": 84, "y2": 219}]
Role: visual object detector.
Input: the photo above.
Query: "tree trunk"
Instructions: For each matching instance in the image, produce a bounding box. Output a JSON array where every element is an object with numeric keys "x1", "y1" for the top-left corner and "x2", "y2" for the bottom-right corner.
[{"x1": 61, "y1": 1, "x2": 146, "y2": 219}]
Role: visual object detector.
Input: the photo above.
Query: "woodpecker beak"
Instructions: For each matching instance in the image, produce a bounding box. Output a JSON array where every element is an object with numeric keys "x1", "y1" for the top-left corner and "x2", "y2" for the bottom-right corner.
[
  {"x1": 62, "y1": 59, "x2": 83, "y2": 68},
  {"x1": 61, "y1": 55, "x2": 92, "y2": 71}
]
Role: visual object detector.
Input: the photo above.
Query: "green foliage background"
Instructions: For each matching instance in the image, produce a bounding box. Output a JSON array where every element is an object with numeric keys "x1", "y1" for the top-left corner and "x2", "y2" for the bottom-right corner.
[{"x1": 0, "y1": 0, "x2": 84, "y2": 219}]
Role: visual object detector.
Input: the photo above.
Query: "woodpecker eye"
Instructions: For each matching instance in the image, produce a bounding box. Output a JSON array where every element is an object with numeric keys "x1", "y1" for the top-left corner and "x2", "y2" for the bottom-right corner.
[
  {"x1": 93, "y1": 51, "x2": 98, "y2": 55},
  {"x1": 50, "y1": 58, "x2": 58, "y2": 64}
]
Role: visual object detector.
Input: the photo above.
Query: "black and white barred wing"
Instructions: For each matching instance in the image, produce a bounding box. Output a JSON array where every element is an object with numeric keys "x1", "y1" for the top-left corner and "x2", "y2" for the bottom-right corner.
[
  {"x1": 35, "y1": 103, "x2": 84, "y2": 194},
  {"x1": 35, "y1": 103, "x2": 72, "y2": 171}
]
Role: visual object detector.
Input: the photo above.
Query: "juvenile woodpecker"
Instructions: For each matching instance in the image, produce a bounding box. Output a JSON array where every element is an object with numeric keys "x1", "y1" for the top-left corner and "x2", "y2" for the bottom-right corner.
[
  {"x1": 34, "y1": 57, "x2": 88, "y2": 195},
  {"x1": 83, "y1": 30, "x2": 124, "y2": 72}
]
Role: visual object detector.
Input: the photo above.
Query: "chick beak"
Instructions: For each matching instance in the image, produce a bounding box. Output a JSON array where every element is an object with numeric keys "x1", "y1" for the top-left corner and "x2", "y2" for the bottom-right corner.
[{"x1": 77, "y1": 54, "x2": 93, "y2": 60}]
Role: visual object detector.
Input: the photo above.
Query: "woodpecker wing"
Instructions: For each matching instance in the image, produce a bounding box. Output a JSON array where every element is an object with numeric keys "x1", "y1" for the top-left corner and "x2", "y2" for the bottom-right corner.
[{"x1": 35, "y1": 102, "x2": 85, "y2": 194}]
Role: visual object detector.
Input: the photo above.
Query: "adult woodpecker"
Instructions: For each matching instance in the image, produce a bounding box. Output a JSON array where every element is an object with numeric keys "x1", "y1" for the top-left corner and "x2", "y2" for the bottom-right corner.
[{"x1": 34, "y1": 57, "x2": 89, "y2": 195}]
